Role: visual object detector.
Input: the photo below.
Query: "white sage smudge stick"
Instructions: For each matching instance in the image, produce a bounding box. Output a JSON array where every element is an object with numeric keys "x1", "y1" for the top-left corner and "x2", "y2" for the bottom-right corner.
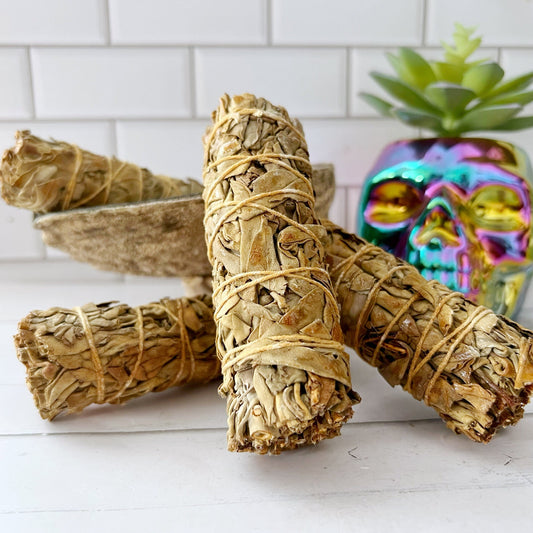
[
  {"x1": 0, "y1": 130, "x2": 203, "y2": 213},
  {"x1": 202, "y1": 94, "x2": 359, "y2": 454},
  {"x1": 324, "y1": 221, "x2": 533, "y2": 443},
  {"x1": 15, "y1": 296, "x2": 219, "y2": 420},
  {"x1": 15, "y1": 225, "x2": 533, "y2": 441},
  {"x1": 0, "y1": 130, "x2": 334, "y2": 218}
]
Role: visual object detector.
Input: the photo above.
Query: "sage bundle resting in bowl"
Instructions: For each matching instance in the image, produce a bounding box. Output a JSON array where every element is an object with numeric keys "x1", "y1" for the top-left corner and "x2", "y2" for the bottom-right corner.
[
  {"x1": 16, "y1": 223, "x2": 533, "y2": 442},
  {"x1": 0, "y1": 131, "x2": 335, "y2": 282},
  {"x1": 0, "y1": 130, "x2": 202, "y2": 213},
  {"x1": 0, "y1": 130, "x2": 335, "y2": 218},
  {"x1": 202, "y1": 93, "x2": 359, "y2": 453}
]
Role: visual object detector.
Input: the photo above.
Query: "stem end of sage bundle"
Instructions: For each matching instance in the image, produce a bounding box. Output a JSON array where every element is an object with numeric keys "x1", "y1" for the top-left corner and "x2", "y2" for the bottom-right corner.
[{"x1": 15, "y1": 297, "x2": 220, "y2": 420}]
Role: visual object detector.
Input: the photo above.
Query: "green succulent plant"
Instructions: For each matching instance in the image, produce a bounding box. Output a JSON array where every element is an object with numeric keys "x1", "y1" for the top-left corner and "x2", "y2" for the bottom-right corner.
[{"x1": 360, "y1": 23, "x2": 533, "y2": 137}]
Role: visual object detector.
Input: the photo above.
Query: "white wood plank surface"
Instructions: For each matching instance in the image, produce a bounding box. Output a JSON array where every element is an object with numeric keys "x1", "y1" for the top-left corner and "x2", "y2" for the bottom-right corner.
[
  {"x1": 1, "y1": 486, "x2": 532, "y2": 533},
  {"x1": 1, "y1": 417, "x2": 532, "y2": 531},
  {"x1": 2, "y1": 280, "x2": 533, "y2": 531}
]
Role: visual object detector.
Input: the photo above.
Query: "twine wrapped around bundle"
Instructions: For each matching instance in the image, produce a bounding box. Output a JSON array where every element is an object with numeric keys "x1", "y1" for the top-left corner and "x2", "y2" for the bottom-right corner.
[
  {"x1": 202, "y1": 94, "x2": 358, "y2": 453},
  {"x1": 15, "y1": 296, "x2": 218, "y2": 420},
  {"x1": 0, "y1": 130, "x2": 202, "y2": 213},
  {"x1": 15, "y1": 224, "x2": 533, "y2": 441},
  {"x1": 324, "y1": 221, "x2": 533, "y2": 443}
]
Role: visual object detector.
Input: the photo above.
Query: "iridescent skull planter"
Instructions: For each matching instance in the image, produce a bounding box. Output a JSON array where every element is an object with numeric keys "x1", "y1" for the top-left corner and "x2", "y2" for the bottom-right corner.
[{"x1": 358, "y1": 138, "x2": 533, "y2": 318}]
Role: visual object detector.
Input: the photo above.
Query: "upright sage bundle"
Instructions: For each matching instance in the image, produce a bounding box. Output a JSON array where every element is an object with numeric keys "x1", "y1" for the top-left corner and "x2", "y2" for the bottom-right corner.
[
  {"x1": 0, "y1": 130, "x2": 202, "y2": 213},
  {"x1": 202, "y1": 94, "x2": 358, "y2": 453},
  {"x1": 324, "y1": 221, "x2": 533, "y2": 443},
  {"x1": 15, "y1": 296, "x2": 218, "y2": 420}
]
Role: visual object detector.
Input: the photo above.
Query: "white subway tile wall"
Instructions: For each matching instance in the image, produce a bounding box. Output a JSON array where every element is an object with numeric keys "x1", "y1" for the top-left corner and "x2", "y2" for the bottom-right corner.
[
  {"x1": 426, "y1": 0, "x2": 533, "y2": 46},
  {"x1": 194, "y1": 47, "x2": 347, "y2": 118},
  {"x1": 0, "y1": 49, "x2": 33, "y2": 119},
  {"x1": 109, "y1": 0, "x2": 267, "y2": 45},
  {"x1": 0, "y1": 0, "x2": 532, "y2": 304},
  {"x1": 271, "y1": 0, "x2": 424, "y2": 45},
  {"x1": 116, "y1": 120, "x2": 208, "y2": 178},
  {"x1": 0, "y1": 0, "x2": 107, "y2": 45},
  {"x1": 303, "y1": 119, "x2": 413, "y2": 185},
  {"x1": 31, "y1": 48, "x2": 191, "y2": 118}
]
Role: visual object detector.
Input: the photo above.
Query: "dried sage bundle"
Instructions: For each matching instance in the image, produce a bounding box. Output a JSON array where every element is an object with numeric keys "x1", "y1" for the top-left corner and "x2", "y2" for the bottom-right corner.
[
  {"x1": 324, "y1": 221, "x2": 533, "y2": 443},
  {"x1": 0, "y1": 130, "x2": 202, "y2": 213},
  {"x1": 16, "y1": 224, "x2": 533, "y2": 441},
  {"x1": 202, "y1": 94, "x2": 358, "y2": 454},
  {"x1": 15, "y1": 296, "x2": 218, "y2": 420}
]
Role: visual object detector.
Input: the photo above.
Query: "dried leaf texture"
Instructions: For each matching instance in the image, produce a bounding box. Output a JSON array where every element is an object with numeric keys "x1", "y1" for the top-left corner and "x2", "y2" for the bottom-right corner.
[
  {"x1": 15, "y1": 225, "x2": 533, "y2": 440},
  {"x1": 324, "y1": 221, "x2": 533, "y2": 443},
  {"x1": 0, "y1": 130, "x2": 202, "y2": 213},
  {"x1": 202, "y1": 94, "x2": 358, "y2": 454},
  {"x1": 15, "y1": 296, "x2": 219, "y2": 420}
]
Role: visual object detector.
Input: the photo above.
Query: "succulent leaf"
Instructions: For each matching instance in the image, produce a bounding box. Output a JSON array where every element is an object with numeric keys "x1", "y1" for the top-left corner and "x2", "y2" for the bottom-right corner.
[
  {"x1": 370, "y1": 72, "x2": 442, "y2": 116},
  {"x1": 393, "y1": 109, "x2": 444, "y2": 132},
  {"x1": 386, "y1": 52, "x2": 422, "y2": 89},
  {"x1": 359, "y1": 24, "x2": 533, "y2": 135},
  {"x1": 462, "y1": 61, "x2": 504, "y2": 96},
  {"x1": 359, "y1": 92, "x2": 394, "y2": 117},
  {"x1": 455, "y1": 104, "x2": 522, "y2": 133},
  {"x1": 489, "y1": 115, "x2": 533, "y2": 131},
  {"x1": 396, "y1": 48, "x2": 437, "y2": 89},
  {"x1": 485, "y1": 72, "x2": 533, "y2": 99},
  {"x1": 482, "y1": 90, "x2": 533, "y2": 107},
  {"x1": 386, "y1": 52, "x2": 403, "y2": 77},
  {"x1": 443, "y1": 46, "x2": 465, "y2": 66},
  {"x1": 431, "y1": 61, "x2": 464, "y2": 84},
  {"x1": 424, "y1": 82, "x2": 477, "y2": 115},
  {"x1": 442, "y1": 23, "x2": 482, "y2": 64}
]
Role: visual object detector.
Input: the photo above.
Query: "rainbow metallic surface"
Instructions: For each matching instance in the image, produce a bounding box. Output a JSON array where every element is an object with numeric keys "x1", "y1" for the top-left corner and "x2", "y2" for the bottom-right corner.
[{"x1": 358, "y1": 138, "x2": 533, "y2": 317}]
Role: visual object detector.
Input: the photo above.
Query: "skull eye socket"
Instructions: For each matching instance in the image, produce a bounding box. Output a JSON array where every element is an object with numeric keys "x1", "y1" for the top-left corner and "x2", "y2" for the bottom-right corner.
[
  {"x1": 469, "y1": 185, "x2": 525, "y2": 231},
  {"x1": 365, "y1": 180, "x2": 422, "y2": 225}
]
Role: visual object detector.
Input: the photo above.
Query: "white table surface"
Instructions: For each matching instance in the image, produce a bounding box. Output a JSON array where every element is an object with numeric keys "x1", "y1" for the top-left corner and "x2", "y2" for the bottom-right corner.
[{"x1": 1, "y1": 279, "x2": 533, "y2": 532}]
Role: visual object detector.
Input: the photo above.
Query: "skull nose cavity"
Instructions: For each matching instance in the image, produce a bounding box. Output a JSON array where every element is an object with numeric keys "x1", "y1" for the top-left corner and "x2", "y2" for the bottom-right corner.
[
  {"x1": 414, "y1": 206, "x2": 461, "y2": 247},
  {"x1": 427, "y1": 237, "x2": 443, "y2": 250}
]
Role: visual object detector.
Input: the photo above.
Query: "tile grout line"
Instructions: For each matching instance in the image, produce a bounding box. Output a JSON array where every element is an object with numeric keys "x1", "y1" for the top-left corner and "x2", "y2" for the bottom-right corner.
[
  {"x1": 109, "y1": 114, "x2": 127, "y2": 290},
  {"x1": 25, "y1": 47, "x2": 36, "y2": 119},
  {"x1": 188, "y1": 46, "x2": 197, "y2": 118},
  {"x1": 0, "y1": 115, "x2": 394, "y2": 123},
  {"x1": 266, "y1": 0, "x2": 273, "y2": 45},
  {"x1": 108, "y1": 118, "x2": 124, "y2": 284},
  {"x1": 103, "y1": 0, "x2": 112, "y2": 45},
  {"x1": 345, "y1": 47, "x2": 351, "y2": 118},
  {"x1": 4, "y1": 43, "x2": 527, "y2": 50},
  {"x1": 110, "y1": 119, "x2": 118, "y2": 155},
  {"x1": 421, "y1": 0, "x2": 428, "y2": 46}
]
